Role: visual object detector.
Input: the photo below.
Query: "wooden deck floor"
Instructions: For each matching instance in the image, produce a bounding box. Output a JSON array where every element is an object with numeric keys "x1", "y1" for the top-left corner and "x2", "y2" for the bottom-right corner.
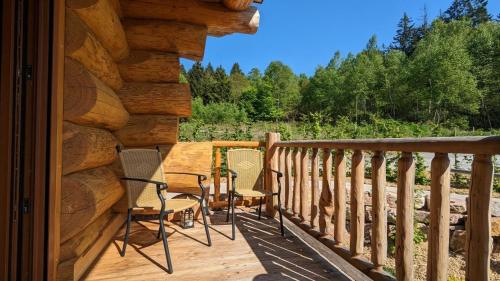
[{"x1": 83, "y1": 207, "x2": 351, "y2": 281}]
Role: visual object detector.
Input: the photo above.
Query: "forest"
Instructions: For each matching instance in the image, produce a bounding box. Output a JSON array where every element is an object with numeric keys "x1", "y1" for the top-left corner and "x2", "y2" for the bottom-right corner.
[{"x1": 181, "y1": 0, "x2": 500, "y2": 141}]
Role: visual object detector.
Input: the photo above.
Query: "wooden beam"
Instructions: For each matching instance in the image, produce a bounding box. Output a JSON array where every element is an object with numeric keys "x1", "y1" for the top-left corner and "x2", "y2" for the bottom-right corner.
[
  {"x1": 66, "y1": 0, "x2": 129, "y2": 61},
  {"x1": 114, "y1": 115, "x2": 178, "y2": 147},
  {"x1": 57, "y1": 213, "x2": 125, "y2": 281},
  {"x1": 121, "y1": 0, "x2": 259, "y2": 36},
  {"x1": 118, "y1": 50, "x2": 180, "y2": 83},
  {"x1": 64, "y1": 58, "x2": 129, "y2": 131},
  {"x1": 124, "y1": 19, "x2": 207, "y2": 61},
  {"x1": 61, "y1": 166, "x2": 124, "y2": 243},
  {"x1": 62, "y1": 122, "x2": 118, "y2": 175},
  {"x1": 59, "y1": 210, "x2": 113, "y2": 262},
  {"x1": 118, "y1": 83, "x2": 191, "y2": 116},
  {"x1": 65, "y1": 9, "x2": 123, "y2": 90},
  {"x1": 222, "y1": 0, "x2": 253, "y2": 11}
]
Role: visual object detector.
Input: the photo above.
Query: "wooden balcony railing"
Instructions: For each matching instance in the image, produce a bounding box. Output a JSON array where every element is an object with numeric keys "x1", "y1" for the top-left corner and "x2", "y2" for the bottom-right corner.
[{"x1": 265, "y1": 134, "x2": 500, "y2": 281}]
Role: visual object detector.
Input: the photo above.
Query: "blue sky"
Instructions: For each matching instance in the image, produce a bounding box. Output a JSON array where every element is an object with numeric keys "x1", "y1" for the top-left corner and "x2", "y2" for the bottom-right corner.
[{"x1": 182, "y1": 0, "x2": 499, "y2": 76}]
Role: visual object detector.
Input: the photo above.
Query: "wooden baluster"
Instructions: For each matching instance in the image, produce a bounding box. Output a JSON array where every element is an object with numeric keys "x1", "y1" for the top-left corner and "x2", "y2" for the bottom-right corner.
[
  {"x1": 279, "y1": 147, "x2": 286, "y2": 207},
  {"x1": 465, "y1": 154, "x2": 493, "y2": 281},
  {"x1": 311, "y1": 148, "x2": 320, "y2": 230},
  {"x1": 265, "y1": 133, "x2": 280, "y2": 217},
  {"x1": 371, "y1": 151, "x2": 386, "y2": 272},
  {"x1": 300, "y1": 148, "x2": 310, "y2": 223},
  {"x1": 334, "y1": 149, "x2": 346, "y2": 245},
  {"x1": 427, "y1": 153, "x2": 450, "y2": 281},
  {"x1": 284, "y1": 148, "x2": 293, "y2": 213},
  {"x1": 350, "y1": 150, "x2": 364, "y2": 256},
  {"x1": 396, "y1": 152, "x2": 415, "y2": 281},
  {"x1": 319, "y1": 148, "x2": 333, "y2": 236},
  {"x1": 214, "y1": 147, "x2": 221, "y2": 203},
  {"x1": 292, "y1": 148, "x2": 301, "y2": 218}
]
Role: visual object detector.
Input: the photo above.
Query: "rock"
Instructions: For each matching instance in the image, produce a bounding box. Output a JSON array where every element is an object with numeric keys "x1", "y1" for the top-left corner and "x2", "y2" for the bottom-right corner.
[
  {"x1": 387, "y1": 208, "x2": 396, "y2": 224},
  {"x1": 449, "y1": 213, "x2": 465, "y2": 225},
  {"x1": 364, "y1": 191, "x2": 372, "y2": 206},
  {"x1": 493, "y1": 238, "x2": 500, "y2": 254},
  {"x1": 424, "y1": 195, "x2": 431, "y2": 211},
  {"x1": 492, "y1": 201, "x2": 500, "y2": 217},
  {"x1": 449, "y1": 225, "x2": 465, "y2": 231},
  {"x1": 364, "y1": 223, "x2": 372, "y2": 243},
  {"x1": 414, "y1": 210, "x2": 430, "y2": 224},
  {"x1": 492, "y1": 217, "x2": 500, "y2": 237},
  {"x1": 365, "y1": 206, "x2": 372, "y2": 223},
  {"x1": 387, "y1": 193, "x2": 397, "y2": 209},
  {"x1": 450, "y1": 230, "x2": 466, "y2": 254},
  {"x1": 450, "y1": 199, "x2": 467, "y2": 214},
  {"x1": 416, "y1": 223, "x2": 429, "y2": 236},
  {"x1": 414, "y1": 191, "x2": 425, "y2": 209}
]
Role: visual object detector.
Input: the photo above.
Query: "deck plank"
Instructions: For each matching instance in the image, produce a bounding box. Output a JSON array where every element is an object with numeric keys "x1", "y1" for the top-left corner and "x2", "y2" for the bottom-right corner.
[{"x1": 84, "y1": 208, "x2": 351, "y2": 281}]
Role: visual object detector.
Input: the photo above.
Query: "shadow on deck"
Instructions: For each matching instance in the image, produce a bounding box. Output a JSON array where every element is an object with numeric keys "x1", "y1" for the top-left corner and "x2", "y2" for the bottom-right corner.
[{"x1": 83, "y1": 207, "x2": 352, "y2": 281}]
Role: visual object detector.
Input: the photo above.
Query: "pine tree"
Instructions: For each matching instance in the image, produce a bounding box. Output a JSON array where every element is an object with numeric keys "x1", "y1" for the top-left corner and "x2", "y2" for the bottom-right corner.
[
  {"x1": 187, "y1": 62, "x2": 205, "y2": 99},
  {"x1": 213, "y1": 66, "x2": 231, "y2": 102},
  {"x1": 230, "y1": 63, "x2": 244, "y2": 76},
  {"x1": 443, "y1": 0, "x2": 491, "y2": 26},
  {"x1": 391, "y1": 13, "x2": 417, "y2": 56}
]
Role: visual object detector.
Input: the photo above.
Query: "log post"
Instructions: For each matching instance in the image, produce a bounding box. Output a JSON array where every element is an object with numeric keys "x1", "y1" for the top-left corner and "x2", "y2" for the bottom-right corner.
[
  {"x1": 284, "y1": 148, "x2": 293, "y2": 213},
  {"x1": 64, "y1": 58, "x2": 129, "y2": 131},
  {"x1": 465, "y1": 154, "x2": 493, "y2": 281},
  {"x1": 279, "y1": 147, "x2": 286, "y2": 208},
  {"x1": 222, "y1": 0, "x2": 253, "y2": 11},
  {"x1": 113, "y1": 115, "x2": 178, "y2": 147},
  {"x1": 310, "y1": 148, "x2": 320, "y2": 230},
  {"x1": 265, "y1": 132, "x2": 280, "y2": 217},
  {"x1": 334, "y1": 149, "x2": 346, "y2": 245},
  {"x1": 118, "y1": 51, "x2": 180, "y2": 83},
  {"x1": 292, "y1": 148, "x2": 301, "y2": 218},
  {"x1": 65, "y1": 10, "x2": 123, "y2": 91},
  {"x1": 319, "y1": 148, "x2": 333, "y2": 236},
  {"x1": 427, "y1": 153, "x2": 450, "y2": 281},
  {"x1": 67, "y1": 0, "x2": 129, "y2": 61},
  {"x1": 396, "y1": 152, "x2": 415, "y2": 281},
  {"x1": 123, "y1": 19, "x2": 208, "y2": 61},
  {"x1": 300, "y1": 147, "x2": 310, "y2": 223},
  {"x1": 62, "y1": 122, "x2": 118, "y2": 175},
  {"x1": 371, "y1": 151, "x2": 387, "y2": 272},
  {"x1": 214, "y1": 147, "x2": 222, "y2": 204},
  {"x1": 350, "y1": 150, "x2": 364, "y2": 256}
]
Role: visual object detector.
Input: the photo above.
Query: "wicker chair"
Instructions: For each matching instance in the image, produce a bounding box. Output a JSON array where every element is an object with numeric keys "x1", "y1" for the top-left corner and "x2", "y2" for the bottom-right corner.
[
  {"x1": 225, "y1": 149, "x2": 284, "y2": 240},
  {"x1": 117, "y1": 146, "x2": 211, "y2": 274}
]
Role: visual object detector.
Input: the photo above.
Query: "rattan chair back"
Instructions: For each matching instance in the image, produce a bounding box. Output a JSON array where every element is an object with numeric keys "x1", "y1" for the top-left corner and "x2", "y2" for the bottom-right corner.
[
  {"x1": 227, "y1": 149, "x2": 264, "y2": 194},
  {"x1": 119, "y1": 148, "x2": 166, "y2": 208}
]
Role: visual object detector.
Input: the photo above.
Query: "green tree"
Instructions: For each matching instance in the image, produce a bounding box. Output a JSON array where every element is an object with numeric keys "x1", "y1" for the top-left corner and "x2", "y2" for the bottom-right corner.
[
  {"x1": 187, "y1": 62, "x2": 205, "y2": 99},
  {"x1": 229, "y1": 63, "x2": 249, "y2": 102},
  {"x1": 443, "y1": 0, "x2": 491, "y2": 26},
  {"x1": 263, "y1": 61, "x2": 301, "y2": 120},
  {"x1": 409, "y1": 20, "x2": 480, "y2": 124}
]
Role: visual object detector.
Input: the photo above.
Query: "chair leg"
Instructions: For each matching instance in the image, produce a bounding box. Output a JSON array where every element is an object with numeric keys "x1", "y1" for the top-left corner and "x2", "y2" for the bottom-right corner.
[
  {"x1": 156, "y1": 225, "x2": 161, "y2": 239},
  {"x1": 231, "y1": 192, "x2": 236, "y2": 240},
  {"x1": 200, "y1": 201, "x2": 212, "y2": 246},
  {"x1": 258, "y1": 197, "x2": 263, "y2": 220},
  {"x1": 159, "y1": 213, "x2": 173, "y2": 274},
  {"x1": 120, "y1": 208, "x2": 132, "y2": 257},
  {"x1": 226, "y1": 192, "x2": 231, "y2": 222}
]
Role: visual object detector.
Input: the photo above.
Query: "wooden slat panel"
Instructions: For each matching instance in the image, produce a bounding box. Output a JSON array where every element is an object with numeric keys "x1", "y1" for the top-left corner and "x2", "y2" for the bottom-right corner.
[
  {"x1": 334, "y1": 149, "x2": 346, "y2": 245},
  {"x1": 465, "y1": 154, "x2": 493, "y2": 281},
  {"x1": 292, "y1": 148, "x2": 301, "y2": 217},
  {"x1": 300, "y1": 148, "x2": 310, "y2": 223},
  {"x1": 396, "y1": 152, "x2": 415, "y2": 281},
  {"x1": 310, "y1": 148, "x2": 319, "y2": 230},
  {"x1": 350, "y1": 150, "x2": 364, "y2": 256},
  {"x1": 371, "y1": 151, "x2": 387, "y2": 271},
  {"x1": 284, "y1": 148, "x2": 293, "y2": 212},
  {"x1": 427, "y1": 153, "x2": 450, "y2": 281},
  {"x1": 319, "y1": 148, "x2": 333, "y2": 235}
]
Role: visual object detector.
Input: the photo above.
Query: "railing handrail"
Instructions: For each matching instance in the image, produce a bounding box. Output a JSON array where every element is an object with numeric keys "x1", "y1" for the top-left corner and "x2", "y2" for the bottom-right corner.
[
  {"x1": 275, "y1": 136, "x2": 500, "y2": 154},
  {"x1": 212, "y1": 140, "x2": 265, "y2": 148}
]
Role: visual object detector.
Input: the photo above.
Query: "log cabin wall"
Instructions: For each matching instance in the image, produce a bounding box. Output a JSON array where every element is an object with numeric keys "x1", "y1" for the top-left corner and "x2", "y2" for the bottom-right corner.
[{"x1": 58, "y1": 0, "x2": 260, "y2": 280}]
